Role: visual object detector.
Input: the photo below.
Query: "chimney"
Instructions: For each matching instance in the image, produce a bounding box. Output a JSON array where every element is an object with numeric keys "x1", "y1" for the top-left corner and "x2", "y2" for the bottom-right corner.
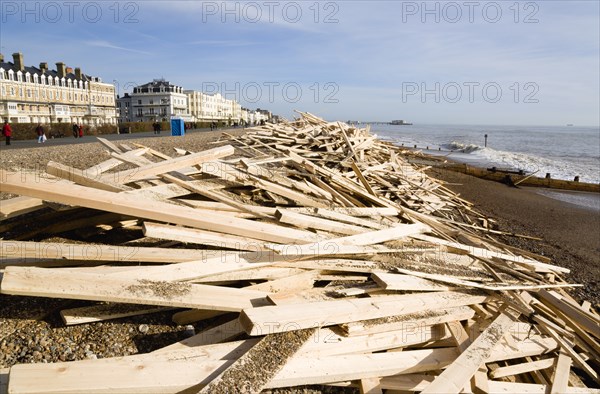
[
  {"x1": 12, "y1": 52, "x2": 24, "y2": 71},
  {"x1": 0, "y1": 54, "x2": 4, "y2": 63},
  {"x1": 74, "y1": 67, "x2": 82, "y2": 79},
  {"x1": 56, "y1": 62, "x2": 66, "y2": 78},
  {"x1": 66, "y1": 66, "x2": 73, "y2": 74},
  {"x1": 39, "y1": 62, "x2": 48, "y2": 73}
]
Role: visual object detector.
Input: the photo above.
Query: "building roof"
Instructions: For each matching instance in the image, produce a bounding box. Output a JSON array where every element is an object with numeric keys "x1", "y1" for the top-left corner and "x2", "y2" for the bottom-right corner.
[
  {"x1": 134, "y1": 79, "x2": 183, "y2": 93},
  {"x1": 0, "y1": 61, "x2": 94, "y2": 82}
]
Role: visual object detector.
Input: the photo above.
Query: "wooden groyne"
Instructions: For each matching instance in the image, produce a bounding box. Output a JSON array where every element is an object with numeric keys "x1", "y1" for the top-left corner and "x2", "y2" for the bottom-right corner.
[{"x1": 446, "y1": 163, "x2": 600, "y2": 193}]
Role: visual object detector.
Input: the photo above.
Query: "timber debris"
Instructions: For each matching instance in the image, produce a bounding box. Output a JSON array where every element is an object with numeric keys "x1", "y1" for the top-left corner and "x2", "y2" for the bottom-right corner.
[{"x1": 0, "y1": 111, "x2": 598, "y2": 393}]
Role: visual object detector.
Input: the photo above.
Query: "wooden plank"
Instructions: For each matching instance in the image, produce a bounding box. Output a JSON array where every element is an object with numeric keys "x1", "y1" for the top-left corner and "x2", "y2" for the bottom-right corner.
[
  {"x1": 536, "y1": 289, "x2": 600, "y2": 338},
  {"x1": 411, "y1": 234, "x2": 569, "y2": 273},
  {"x1": 199, "y1": 329, "x2": 315, "y2": 393},
  {"x1": 96, "y1": 136, "x2": 124, "y2": 153},
  {"x1": 0, "y1": 240, "x2": 212, "y2": 263},
  {"x1": 550, "y1": 351, "x2": 572, "y2": 394},
  {"x1": 340, "y1": 305, "x2": 475, "y2": 336},
  {"x1": 314, "y1": 207, "x2": 388, "y2": 229},
  {"x1": 359, "y1": 378, "x2": 382, "y2": 394},
  {"x1": 0, "y1": 170, "x2": 320, "y2": 244},
  {"x1": 266, "y1": 223, "x2": 430, "y2": 256},
  {"x1": 276, "y1": 208, "x2": 369, "y2": 235},
  {"x1": 372, "y1": 273, "x2": 455, "y2": 291},
  {"x1": 109, "y1": 254, "x2": 278, "y2": 283},
  {"x1": 240, "y1": 291, "x2": 488, "y2": 335},
  {"x1": 60, "y1": 303, "x2": 172, "y2": 325},
  {"x1": 541, "y1": 325, "x2": 599, "y2": 384},
  {"x1": 421, "y1": 307, "x2": 519, "y2": 394},
  {"x1": 298, "y1": 325, "x2": 449, "y2": 357},
  {"x1": 267, "y1": 348, "x2": 458, "y2": 388},
  {"x1": 487, "y1": 381, "x2": 600, "y2": 394},
  {"x1": 0, "y1": 196, "x2": 44, "y2": 220},
  {"x1": 1, "y1": 266, "x2": 270, "y2": 312},
  {"x1": 7, "y1": 340, "x2": 256, "y2": 394},
  {"x1": 100, "y1": 145, "x2": 234, "y2": 184},
  {"x1": 46, "y1": 161, "x2": 130, "y2": 192},
  {"x1": 393, "y1": 267, "x2": 580, "y2": 292},
  {"x1": 350, "y1": 160, "x2": 376, "y2": 196},
  {"x1": 489, "y1": 358, "x2": 555, "y2": 379},
  {"x1": 142, "y1": 222, "x2": 269, "y2": 252}
]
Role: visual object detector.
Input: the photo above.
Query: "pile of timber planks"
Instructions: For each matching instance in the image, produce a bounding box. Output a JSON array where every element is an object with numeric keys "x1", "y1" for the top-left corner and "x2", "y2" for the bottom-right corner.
[{"x1": 0, "y1": 112, "x2": 598, "y2": 393}]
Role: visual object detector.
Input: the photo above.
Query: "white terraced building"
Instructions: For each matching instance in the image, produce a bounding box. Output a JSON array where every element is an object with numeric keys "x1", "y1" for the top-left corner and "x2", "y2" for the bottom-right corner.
[
  {"x1": 117, "y1": 79, "x2": 192, "y2": 123},
  {"x1": 0, "y1": 52, "x2": 117, "y2": 125}
]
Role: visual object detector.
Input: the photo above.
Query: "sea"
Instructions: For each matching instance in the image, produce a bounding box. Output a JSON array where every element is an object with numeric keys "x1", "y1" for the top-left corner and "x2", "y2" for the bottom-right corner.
[{"x1": 370, "y1": 123, "x2": 600, "y2": 210}]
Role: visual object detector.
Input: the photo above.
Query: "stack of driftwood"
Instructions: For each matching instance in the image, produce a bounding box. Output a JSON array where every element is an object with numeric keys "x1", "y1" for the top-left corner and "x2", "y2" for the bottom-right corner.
[{"x1": 0, "y1": 112, "x2": 598, "y2": 393}]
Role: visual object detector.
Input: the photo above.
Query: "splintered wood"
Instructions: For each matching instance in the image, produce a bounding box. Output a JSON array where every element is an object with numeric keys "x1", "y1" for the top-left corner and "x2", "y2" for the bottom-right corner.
[{"x1": 1, "y1": 112, "x2": 598, "y2": 393}]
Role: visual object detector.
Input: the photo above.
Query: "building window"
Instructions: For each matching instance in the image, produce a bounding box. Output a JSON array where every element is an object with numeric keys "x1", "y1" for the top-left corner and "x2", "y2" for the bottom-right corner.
[
  {"x1": 149, "y1": 99, "x2": 153, "y2": 104},
  {"x1": 26, "y1": 74, "x2": 31, "y2": 83},
  {"x1": 138, "y1": 99, "x2": 142, "y2": 105}
]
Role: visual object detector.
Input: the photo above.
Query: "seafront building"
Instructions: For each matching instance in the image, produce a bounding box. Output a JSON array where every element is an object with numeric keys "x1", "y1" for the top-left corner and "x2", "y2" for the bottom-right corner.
[
  {"x1": 184, "y1": 90, "x2": 242, "y2": 124},
  {"x1": 0, "y1": 51, "x2": 276, "y2": 127},
  {"x1": 118, "y1": 80, "x2": 271, "y2": 126},
  {"x1": 0, "y1": 52, "x2": 117, "y2": 125},
  {"x1": 117, "y1": 79, "x2": 192, "y2": 123}
]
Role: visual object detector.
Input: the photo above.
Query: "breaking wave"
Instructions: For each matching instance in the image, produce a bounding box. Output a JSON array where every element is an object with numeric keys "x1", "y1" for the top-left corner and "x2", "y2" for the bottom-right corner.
[{"x1": 443, "y1": 141, "x2": 481, "y2": 153}]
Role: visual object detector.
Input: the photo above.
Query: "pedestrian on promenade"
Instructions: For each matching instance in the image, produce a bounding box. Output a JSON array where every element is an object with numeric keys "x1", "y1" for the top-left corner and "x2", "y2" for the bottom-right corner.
[
  {"x1": 72, "y1": 123, "x2": 78, "y2": 138},
  {"x1": 2, "y1": 120, "x2": 12, "y2": 145},
  {"x1": 78, "y1": 124, "x2": 84, "y2": 138},
  {"x1": 36, "y1": 123, "x2": 46, "y2": 143}
]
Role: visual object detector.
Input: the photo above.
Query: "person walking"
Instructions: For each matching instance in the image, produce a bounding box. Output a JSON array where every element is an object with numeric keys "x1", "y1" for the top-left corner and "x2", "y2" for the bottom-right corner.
[
  {"x1": 78, "y1": 124, "x2": 83, "y2": 138},
  {"x1": 2, "y1": 120, "x2": 12, "y2": 145},
  {"x1": 72, "y1": 123, "x2": 78, "y2": 138},
  {"x1": 36, "y1": 123, "x2": 45, "y2": 143}
]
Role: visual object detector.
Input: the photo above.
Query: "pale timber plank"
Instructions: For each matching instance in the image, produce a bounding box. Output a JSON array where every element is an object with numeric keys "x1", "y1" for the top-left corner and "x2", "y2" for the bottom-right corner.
[
  {"x1": 372, "y1": 273, "x2": 455, "y2": 291},
  {"x1": 99, "y1": 145, "x2": 234, "y2": 183},
  {"x1": 46, "y1": 161, "x2": 130, "y2": 192},
  {"x1": 142, "y1": 222, "x2": 269, "y2": 252},
  {"x1": 267, "y1": 348, "x2": 458, "y2": 388},
  {"x1": 60, "y1": 304, "x2": 172, "y2": 325},
  {"x1": 489, "y1": 357, "x2": 555, "y2": 379},
  {"x1": 266, "y1": 223, "x2": 430, "y2": 256},
  {"x1": 0, "y1": 170, "x2": 319, "y2": 244},
  {"x1": 0, "y1": 240, "x2": 211, "y2": 263},
  {"x1": 7, "y1": 340, "x2": 257, "y2": 394},
  {"x1": 411, "y1": 234, "x2": 570, "y2": 274},
  {"x1": 240, "y1": 291, "x2": 487, "y2": 335},
  {"x1": 276, "y1": 208, "x2": 370, "y2": 235},
  {"x1": 421, "y1": 307, "x2": 519, "y2": 394},
  {"x1": 0, "y1": 196, "x2": 44, "y2": 220},
  {"x1": 340, "y1": 305, "x2": 475, "y2": 336},
  {"x1": 1, "y1": 266, "x2": 269, "y2": 312},
  {"x1": 486, "y1": 381, "x2": 599, "y2": 394}
]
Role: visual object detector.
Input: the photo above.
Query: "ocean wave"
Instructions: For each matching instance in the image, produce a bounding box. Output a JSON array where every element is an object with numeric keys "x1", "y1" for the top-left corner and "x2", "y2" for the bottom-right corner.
[
  {"x1": 443, "y1": 141, "x2": 481, "y2": 153},
  {"x1": 470, "y1": 147, "x2": 600, "y2": 184}
]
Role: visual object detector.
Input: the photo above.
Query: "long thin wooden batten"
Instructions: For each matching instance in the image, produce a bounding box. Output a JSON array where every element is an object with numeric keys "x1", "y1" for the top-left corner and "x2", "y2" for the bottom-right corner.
[
  {"x1": 1, "y1": 266, "x2": 270, "y2": 312},
  {"x1": 0, "y1": 169, "x2": 319, "y2": 244}
]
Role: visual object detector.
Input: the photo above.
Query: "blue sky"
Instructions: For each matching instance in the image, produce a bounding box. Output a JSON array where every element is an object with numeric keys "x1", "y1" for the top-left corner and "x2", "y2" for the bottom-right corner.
[{"x1": 1, "y1": 0, "x2": 599, "y2": 125}]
